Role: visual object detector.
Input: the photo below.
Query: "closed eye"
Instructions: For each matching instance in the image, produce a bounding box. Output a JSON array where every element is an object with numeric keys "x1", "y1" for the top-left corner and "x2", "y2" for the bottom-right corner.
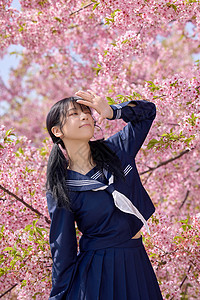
[{"x1": 69, "y1": 110, "x2": 91, "y2": 116}]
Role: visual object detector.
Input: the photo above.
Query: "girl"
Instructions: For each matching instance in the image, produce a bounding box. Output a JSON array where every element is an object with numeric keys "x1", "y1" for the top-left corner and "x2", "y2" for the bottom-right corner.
[{"x1": 46, "y1": 90, "x2": 163, "y2": 300}]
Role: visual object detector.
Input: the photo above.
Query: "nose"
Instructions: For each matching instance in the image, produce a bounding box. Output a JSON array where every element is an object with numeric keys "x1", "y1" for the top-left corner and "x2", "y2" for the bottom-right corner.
[{"x1": 80, "y1": 111, "x2": 89, "y2": 120}]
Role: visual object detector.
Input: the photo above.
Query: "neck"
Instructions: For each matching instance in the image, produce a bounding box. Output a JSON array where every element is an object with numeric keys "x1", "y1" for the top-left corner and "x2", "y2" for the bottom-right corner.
[{"x1": 65, "y1": 140, "x2": 95, "y2": 172}]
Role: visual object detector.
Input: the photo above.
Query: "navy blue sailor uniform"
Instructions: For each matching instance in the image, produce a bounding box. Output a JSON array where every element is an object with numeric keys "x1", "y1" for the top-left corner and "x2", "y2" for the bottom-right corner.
[{"x1": 46, "y1": 100, "x2": 163, "y2": 300}]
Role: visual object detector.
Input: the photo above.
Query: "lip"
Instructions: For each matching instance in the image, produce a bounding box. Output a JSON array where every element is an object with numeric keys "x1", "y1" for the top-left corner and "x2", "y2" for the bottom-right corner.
[{"x1": 80, "y1": 124, "x2": 91, "y2": 128}]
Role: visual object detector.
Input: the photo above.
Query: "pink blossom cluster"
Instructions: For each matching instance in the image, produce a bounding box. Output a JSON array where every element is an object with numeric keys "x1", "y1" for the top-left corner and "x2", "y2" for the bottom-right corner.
[
  {"x1": 0, "y1": 0, "x2": 200, "y2": 298},
  {"x1": 0, "y1": 126, "x2": 51, "y2": 298},
  {"x1": 144, "y1": 211, "x2": 200, "y2": 299}
]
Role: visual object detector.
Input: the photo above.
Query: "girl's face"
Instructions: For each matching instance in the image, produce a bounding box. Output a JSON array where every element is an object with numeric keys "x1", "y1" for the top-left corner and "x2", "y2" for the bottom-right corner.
[{"x1": 51, "y1": 101, "x2": 95, "y2": 142}]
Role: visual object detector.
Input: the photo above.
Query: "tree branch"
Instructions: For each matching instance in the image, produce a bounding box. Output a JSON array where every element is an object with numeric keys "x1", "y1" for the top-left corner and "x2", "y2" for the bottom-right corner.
[
  {"x1": 166, "y1": 123, "x2": 180, "y2": 126},
  {"x1": 179, "y1": 190, "x2": 190, "y2": 209},
  {"x1": 142, "y1": 170, "x2": 153, "y2": 185},
  {"x1": 140, "y1": 149, "x2": 191, "y2": 175},
  {"x1": 180, "y1": 265, "x2": 192, "y2": 288},
  {"x1": 70, "y1": 2, "x2": 94, "y2": 16},
  {"x1": 0, "y1": 280, "x2": 23, "y2": 298},
  {"x1": 170, "y1": 265, "x2": 192, "y2": 300},
  {"x1": 0, "y1": 184, "x2": 50, "y2": 224}
]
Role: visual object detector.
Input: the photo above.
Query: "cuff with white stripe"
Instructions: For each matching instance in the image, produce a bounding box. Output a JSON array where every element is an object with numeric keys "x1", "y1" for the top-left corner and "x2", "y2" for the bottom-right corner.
[{"x1": 106, "y1": 100, "x2": 137, "y2": 120}]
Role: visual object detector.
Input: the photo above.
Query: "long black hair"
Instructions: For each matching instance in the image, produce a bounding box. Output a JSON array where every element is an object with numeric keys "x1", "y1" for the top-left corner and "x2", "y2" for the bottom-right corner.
[{"x1": 45, "y1": 96, "x2": 126, "y2": 210}]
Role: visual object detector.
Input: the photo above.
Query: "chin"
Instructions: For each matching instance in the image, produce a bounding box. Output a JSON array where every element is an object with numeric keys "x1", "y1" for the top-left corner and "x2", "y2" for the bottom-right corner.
[{"x1": 80, "y1": 132, "x2": 94, "y2": 141}]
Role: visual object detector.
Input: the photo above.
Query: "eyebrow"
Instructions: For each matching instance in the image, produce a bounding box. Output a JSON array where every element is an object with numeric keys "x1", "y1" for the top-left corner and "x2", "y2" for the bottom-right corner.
[
  {"x1": 68, "y1": 108, "x2": 77, "y2": 112},
  {"x1": 68, "y1": 106, "x2": 90, "y2": 112}
]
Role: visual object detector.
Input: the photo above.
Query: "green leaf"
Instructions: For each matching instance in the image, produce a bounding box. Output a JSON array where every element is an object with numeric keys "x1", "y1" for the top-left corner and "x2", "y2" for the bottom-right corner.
[
  {"x1": 39, "y1": 147, "x2": 48, "y2": 156},
  {"x1": 145, "y1": 80, "x2": 161, "y2": 92},
  {"x1": 104, "y1": 17, "x2": 113, "y2": 25},
  {"x1": 36, "y1": 227, "x2": 44, "y2": 237},
  {"x1": 178, "y1": 218, "x2": 189, "y2": 224},
  {"x1": 54, "y1": 17, "x2": 62, "y2": 22},
  {"x1": 21, "y1": 279, "x2": 27, "y2": 288},
  {"x1": 106, "y1": 96, "x2": 116, "y2": 105},
  {"x1": 16, "y1": 147, "x2": 24, "y2": 155},
  {"x1": 186, "y1": 101, "x2": 192, "y2": 105},
  {"x1": 111, "y1": 9, "x2": 121, "y2": 17},
  {"x1": 51, "y1": 28, "x2": 58, "y2": 34},
  {"x1": 166, "y1": 2, "x2": 177, "y2": 12},
  {"x1": 151, "y1": 215, "x2": 159, "y2": 225},
  {"x1": 29, "y1": 190, "x2": 35, "y2": 196},
  {"x1": 5, "y1": 129, "x2": 15, "y2": 138},
  {"x1": 25, "y1": 166, "x2": 34, "y2": 173},
  {"x1": 147, "y1": 139, "x2": 159, "y2": 149},
  {"x1": 0, "y1": 268, "x2": 5, "y2": 276},
  {"x1": 10, "y1": 51, "x2": 20, "y2": 55},
  {"x1": 149, "y1": 252, "x2": 157, "y2": 257},
  {"x1": 121, "y1": 39, "x2": 130, "y2": 44},
  {"x1": 93, "y1": 3, "x2": 99, "y2": 10},
  {"x1": 0, "y1": 225, "x2": 5, "y2": 234},
  {"x1": 92, "y1": 63, "x2": 102, "y2": 75},
  {"x1": 187, "y1": 112, "x2": 198, "y2": 126},
  {"x1": 33, "y1": 219, "x2": 38, "y2": 227},
  {"x1": 170, "y1": 80, "x2": 178, "y2": 87},
  {"x1": 10, "y1": 259, "x2": 18, "y2": 267},
  {"x1": 32, "y1": 292, "x2": 43, "y2": 299},
  {"x1": 173, "y1": 235, "x2": 184, "y2": 241},
  {"x1": 104, "y1": 9, "x2": 121, "y2": 24},
  {"x1": 131, "y1": 92, "x2": 142, "y2": 99},
  {"x1": 25, "y1": 224, "x2": 32, "y2": 231},
  {"x1": 38, "y1": 0, "x2": 49, "y2": 6},
  {"x1": 3, "y1": 247, "x2": 13, "y2": 251}
]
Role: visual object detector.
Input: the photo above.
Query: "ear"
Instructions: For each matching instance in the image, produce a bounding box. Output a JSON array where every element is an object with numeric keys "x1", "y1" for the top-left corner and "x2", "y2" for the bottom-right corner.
[{"x1": 51, "y1": 126, "x2": 63, "y2": 138}]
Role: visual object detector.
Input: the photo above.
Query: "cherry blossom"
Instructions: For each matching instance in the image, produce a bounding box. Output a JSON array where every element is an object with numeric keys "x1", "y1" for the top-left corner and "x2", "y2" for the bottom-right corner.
[{"x1": 0, "y1": 0, "x2": 200, "y2": 298}]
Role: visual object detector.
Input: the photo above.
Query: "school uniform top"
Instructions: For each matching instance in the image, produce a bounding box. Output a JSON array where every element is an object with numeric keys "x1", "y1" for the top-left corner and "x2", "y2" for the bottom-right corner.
[{"x1": 46, "y1": 99, "x2": 157, "y2": 299}]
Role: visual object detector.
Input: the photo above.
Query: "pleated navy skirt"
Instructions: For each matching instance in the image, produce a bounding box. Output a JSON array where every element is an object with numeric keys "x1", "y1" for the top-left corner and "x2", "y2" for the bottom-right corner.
[{"x1": 67, "y1": 236, "x2": 163, "y2": 300}]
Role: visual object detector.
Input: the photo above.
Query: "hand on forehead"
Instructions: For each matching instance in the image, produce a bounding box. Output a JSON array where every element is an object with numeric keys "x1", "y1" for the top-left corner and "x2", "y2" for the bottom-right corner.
[{"x1": 68, "y1": 100, "x2": 91, "y2": 112}]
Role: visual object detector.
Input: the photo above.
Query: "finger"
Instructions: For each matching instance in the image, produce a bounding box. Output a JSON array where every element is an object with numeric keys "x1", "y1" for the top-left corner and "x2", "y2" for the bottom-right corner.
[
  {"x1": 76, "y1": 91, "x2": 94, "y2": 98},
  {"x1": 76, "y1": 99, "x2": 95, "y2": 108},
  {"x1": 86, "y1": 89, "x2": 96, "y2": 97},
  {"x1": 76, "y1": 90, "x2": 92, "y2": 96},
  {"x1": 98, "y1": 116, "x2": 104, "y2": 124},
  {"x1": 75, "y1": 91, "x2": 88, "y2": 95},
  {"x1": 75, "y1": 93, "x2": 93, "y2": 102}
]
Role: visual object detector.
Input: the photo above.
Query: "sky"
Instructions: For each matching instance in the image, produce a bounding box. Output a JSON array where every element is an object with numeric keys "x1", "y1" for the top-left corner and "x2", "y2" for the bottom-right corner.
[
  {"x1": 11, "y1": 0, "x2": 21, "y2": 10},
  {"x1": 0, "y1": 0, "x2": 22, "y2": 86}
]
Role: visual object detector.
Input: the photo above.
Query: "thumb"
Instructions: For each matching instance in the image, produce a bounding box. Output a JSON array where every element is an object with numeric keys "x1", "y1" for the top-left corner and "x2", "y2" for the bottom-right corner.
[{"x1": 98, "y1": 116, "x2": 104, "y2": 124}]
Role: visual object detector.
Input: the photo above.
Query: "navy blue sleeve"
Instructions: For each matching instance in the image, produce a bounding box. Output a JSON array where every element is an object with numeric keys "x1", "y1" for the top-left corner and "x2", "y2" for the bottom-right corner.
[
  {"x1": 46, "y1": 191, "x2": 77, "y2": 299},
  {"x1": 106, "y1": 100, "x2": 156, "y2": 158}
]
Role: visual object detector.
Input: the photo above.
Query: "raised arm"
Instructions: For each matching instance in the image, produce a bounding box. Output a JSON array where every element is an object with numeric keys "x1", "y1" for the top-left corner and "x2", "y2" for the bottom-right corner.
[
  {"x1": 105, "y1": 99, "x2": 156, "y2": 158},
  {"x1": 46, "y1": 191, "x2": 77, "y2": 299},
  {"x1": 74, "y1": 90, "x2": 156, "y2": 159}
]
